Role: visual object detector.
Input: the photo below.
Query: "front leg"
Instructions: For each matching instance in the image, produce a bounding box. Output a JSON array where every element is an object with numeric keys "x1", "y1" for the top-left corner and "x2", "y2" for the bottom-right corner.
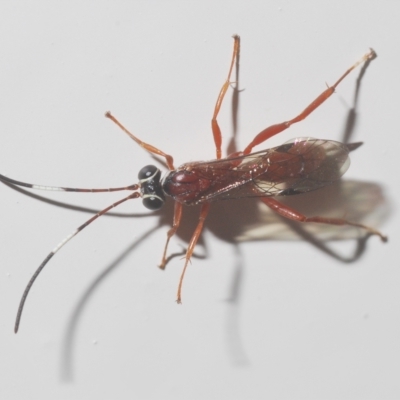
[{"x1": 159, "y1": 202, "x2": 183, "y2": 269}]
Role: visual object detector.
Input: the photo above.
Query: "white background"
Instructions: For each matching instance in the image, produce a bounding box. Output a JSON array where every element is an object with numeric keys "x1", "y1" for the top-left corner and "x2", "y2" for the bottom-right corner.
[{"x1": 0, "y1": 2, "x2": 399, "y2": 399}]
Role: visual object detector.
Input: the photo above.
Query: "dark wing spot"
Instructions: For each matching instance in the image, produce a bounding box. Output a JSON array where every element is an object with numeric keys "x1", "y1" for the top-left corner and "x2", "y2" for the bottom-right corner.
[
  {"x1": 274, "y1": 143, "x2": 294, "y2": 153},
  {"x1": 280, "y1": 187, "x2": 303, "y2": 196}
]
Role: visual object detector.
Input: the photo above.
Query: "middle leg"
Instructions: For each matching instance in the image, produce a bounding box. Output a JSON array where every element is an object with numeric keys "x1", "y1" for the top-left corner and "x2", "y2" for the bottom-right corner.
[
  {"x1": 176, "y1": 202, "x2": 211, "y2": 303},
  {"x1": 211, "y1": 35, "x2": 240, "y2": 159}
]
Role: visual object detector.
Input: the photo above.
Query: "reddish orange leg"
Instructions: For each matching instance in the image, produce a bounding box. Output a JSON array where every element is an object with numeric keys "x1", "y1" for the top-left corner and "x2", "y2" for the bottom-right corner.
[
  {"x1": 177, "y1": 202, "x2": 211, "y2": 303},
  {"x1": 261, "y1": 197, "x2": 387, "y2": 242},
  {"x1": 243, "y1": 49, "x2": 377, "y2": 155},
  {"x1": 159, "y1": 202, "x2": 183, "y2": 269},
  {"x1": 211, "y1": 35, "x2": 240, "y2": 159},
  {"x1": 105, "y1": 111, "x2": 175, "y2": 170}
]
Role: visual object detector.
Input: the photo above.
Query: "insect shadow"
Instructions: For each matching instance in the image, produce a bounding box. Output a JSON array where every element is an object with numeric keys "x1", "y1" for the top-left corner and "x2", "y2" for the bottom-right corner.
[
  {"x1": 1, "y1": 44, "x2": 388, "y2": 377},
  {"x1": 217, "y1": 50, "x2": 388, "y2": 366},
  {"x1": 64, "y1": 47, "x2": 385, "y2": 374}
]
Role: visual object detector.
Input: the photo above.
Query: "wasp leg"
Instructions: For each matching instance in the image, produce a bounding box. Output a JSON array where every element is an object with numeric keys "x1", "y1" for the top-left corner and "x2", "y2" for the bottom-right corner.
[
  {"x1": 106, "y1": 112, "x2": 175, "y2": 170},
  {"x1": 211, "y1": 35, "x2": 240, "y2": 159},
  {"x1": 159, "y1": 202, "x2": 183, "y2": 269},
  {"x1": 260, "y1": 197, "x2": 387, "y2": 242},
  {"x1": 243, "y1": 49, "x2": 376, "y2": 155},
  {"x1": 176, "y1": 202, "x2": 211, "y2": 303}
]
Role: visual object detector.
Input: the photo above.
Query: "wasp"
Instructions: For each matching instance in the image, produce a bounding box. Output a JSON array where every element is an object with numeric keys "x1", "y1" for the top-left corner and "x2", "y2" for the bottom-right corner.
[{"x1": 0, "y1": 36, "x2": 386, "y2": 333}]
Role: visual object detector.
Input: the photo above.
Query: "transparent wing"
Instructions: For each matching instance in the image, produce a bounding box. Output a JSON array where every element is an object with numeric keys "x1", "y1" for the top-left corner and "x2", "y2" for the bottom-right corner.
[{"x1": 187, "y1": 138, "x2": 354, "y2": 202}]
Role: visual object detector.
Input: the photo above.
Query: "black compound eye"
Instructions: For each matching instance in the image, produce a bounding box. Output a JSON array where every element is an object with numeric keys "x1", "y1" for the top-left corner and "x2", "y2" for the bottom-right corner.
[
  {"x1": 142, "y1": 196, "x2": 164, "y2": 210},
  {"x1": 138, "y1": 165, "x2": 158, "y2": 181}
]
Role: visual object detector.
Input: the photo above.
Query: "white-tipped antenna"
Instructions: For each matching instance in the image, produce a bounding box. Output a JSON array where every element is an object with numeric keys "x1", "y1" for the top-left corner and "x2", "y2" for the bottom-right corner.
[
  {"x1": 14, "y1": 191, "x2": 141, "y2": 333},
  {"x1": 0, "y1": 173, "x2": 138, "y2": 192}
]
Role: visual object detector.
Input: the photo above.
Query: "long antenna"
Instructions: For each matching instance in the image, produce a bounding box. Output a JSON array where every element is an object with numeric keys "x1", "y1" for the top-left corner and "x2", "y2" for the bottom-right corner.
[
  {"x1": 0, "y1": 173, "x2": 138, "y2": 192},
  {"x1": 14, "y1": 191, "x2": 140, "y2": 333}
]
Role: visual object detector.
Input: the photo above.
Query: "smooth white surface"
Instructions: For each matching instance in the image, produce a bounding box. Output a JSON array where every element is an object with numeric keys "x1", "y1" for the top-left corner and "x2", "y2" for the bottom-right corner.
[{"x1": 0, "y1": 2, "x2": 398, "y2": 399}]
